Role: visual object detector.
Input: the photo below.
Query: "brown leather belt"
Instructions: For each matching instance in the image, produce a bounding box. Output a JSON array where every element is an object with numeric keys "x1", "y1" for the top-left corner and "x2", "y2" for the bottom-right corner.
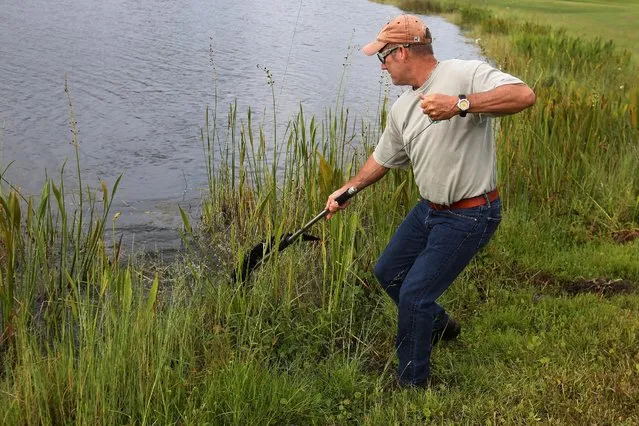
[{"x1": 428, "y1": 189, "x2": 499, "y2": 211}]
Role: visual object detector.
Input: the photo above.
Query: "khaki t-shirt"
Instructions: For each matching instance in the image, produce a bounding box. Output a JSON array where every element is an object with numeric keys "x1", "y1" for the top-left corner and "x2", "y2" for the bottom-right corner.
[{"x1": 373, "y1": 59, "x2": 524, "y2": 205}]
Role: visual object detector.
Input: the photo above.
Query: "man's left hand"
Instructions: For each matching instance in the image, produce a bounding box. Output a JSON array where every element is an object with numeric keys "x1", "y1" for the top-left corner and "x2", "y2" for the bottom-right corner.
[{"x1": 419, "y1": 93, "x2": 459, "y2": 121}]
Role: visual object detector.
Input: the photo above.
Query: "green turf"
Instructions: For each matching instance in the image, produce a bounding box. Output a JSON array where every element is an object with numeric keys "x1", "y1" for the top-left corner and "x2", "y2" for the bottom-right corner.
[{"x1": 462, "y1": 0, "x2": 639, "y2": 59}]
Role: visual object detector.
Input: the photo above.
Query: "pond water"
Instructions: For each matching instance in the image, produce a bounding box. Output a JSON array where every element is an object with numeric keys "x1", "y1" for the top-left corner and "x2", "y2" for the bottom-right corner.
[{"x1": 0, "y1": 0, "x2": 482, "y2": 252}]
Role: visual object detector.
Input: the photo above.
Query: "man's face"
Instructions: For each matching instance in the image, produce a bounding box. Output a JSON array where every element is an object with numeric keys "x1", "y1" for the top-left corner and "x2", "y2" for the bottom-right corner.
[{"x1": 379, "y1": 45, "x2": 407, "y2": 86}]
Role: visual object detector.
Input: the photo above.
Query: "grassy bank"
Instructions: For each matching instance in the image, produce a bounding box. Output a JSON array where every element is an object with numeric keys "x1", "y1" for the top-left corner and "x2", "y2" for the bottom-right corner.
[
  {"x1": 1, "y1": 1, "x2": 638, "y2": 425},
  {"x1": 377, "y1": 0, "x2": 639, "y2": 60},
  {"x1": 463, "y1": 0, "x2": 639, "y2": 60}
]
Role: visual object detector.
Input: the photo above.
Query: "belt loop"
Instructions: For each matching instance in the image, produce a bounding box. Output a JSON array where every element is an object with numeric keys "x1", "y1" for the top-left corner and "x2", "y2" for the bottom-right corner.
[{"x1": 483, "y1": 192, "x2": 491, "y2": 207}]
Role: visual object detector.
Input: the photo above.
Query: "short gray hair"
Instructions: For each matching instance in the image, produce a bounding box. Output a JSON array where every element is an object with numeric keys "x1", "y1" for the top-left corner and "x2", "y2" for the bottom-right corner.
[{"x1": 410, "y1": 43, "x2": 434, "y2": 56}]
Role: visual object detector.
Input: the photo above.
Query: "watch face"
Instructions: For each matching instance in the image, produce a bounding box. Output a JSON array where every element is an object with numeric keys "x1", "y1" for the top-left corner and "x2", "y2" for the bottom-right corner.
[{"x1": 458, "y1": 98, "x2": 470, "y2": 111}]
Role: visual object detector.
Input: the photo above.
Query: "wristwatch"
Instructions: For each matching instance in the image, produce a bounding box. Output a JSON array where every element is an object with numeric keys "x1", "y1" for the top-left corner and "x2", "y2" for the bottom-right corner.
[{"x1": 457, "y1": 94, "x2": 470, "y2": 117}]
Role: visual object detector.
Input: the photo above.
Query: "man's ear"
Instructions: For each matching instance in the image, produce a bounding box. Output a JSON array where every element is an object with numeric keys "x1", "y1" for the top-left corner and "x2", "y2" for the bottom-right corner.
[{"x1": 400, "y1": 46, "x2": 410, "y2": 62}]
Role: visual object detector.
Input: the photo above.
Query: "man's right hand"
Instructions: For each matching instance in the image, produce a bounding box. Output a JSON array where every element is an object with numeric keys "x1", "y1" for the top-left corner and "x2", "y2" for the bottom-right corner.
[
  {"x1": 323, "y1": 153, "x2": 389, "y2": 219},
  {"x1": 325, "y1": 186, "x2": 353, "y2": 220}
]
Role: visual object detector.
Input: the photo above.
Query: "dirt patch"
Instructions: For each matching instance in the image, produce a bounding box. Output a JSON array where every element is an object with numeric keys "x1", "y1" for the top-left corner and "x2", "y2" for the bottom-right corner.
[
  {"x1": 564, "y1": 278, "x2": 637, "y2": 296},
  {"x1": 612, "y1": 228, "x2": 639, "y2": 244},
  {"x1": 528, "y1": 271, "x2": 638, "y2": 297}
]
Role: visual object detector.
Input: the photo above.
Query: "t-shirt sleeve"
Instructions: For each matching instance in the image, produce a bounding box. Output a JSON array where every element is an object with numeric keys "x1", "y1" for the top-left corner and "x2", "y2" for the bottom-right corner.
[
  {"x1": 471, "y1": 62, "x2": 525, "y2": 93},
  {"x1": 373, "y1": 108, "x2": 411, "y2": 169}
]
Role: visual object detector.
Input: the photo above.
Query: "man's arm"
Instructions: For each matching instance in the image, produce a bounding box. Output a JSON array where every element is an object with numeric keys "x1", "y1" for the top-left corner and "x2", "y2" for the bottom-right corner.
[
  {"x1": 325, "y1": 153, "x2": 390, "y2": 219},
  {"x1": 466, "y1": 84, "x2": 536, "y2": 116},
  {"x1": 420, "y1": 83, "x2": 536, "y2": 121}
]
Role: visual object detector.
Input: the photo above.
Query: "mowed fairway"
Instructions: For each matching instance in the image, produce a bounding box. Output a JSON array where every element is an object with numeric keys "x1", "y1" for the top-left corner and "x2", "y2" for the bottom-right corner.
[{"x1": 470, "y1": 0, "x2": 639, "y2": 58}]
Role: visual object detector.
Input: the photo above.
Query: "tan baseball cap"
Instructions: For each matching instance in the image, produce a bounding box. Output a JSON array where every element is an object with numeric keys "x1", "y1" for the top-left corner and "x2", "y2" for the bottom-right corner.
[{"x1": 362, "y1": 14, "x2": 432, "y2": 56}]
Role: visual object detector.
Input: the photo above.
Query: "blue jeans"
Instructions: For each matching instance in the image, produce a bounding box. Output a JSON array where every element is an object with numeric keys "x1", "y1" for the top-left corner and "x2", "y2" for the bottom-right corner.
[{"x1": 373, "y1": 197, "x2": 502, "y2": 386}]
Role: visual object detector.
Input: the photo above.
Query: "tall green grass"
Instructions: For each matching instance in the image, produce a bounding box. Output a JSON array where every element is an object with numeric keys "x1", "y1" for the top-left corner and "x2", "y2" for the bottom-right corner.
[{"x1": 0, "y1": 3, "x2": 638, "y2": 424}]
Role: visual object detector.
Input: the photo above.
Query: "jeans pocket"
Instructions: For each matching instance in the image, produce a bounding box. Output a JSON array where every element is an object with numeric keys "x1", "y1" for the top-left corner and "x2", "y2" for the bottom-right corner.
[
  {"x1": 435, "y1": 209, "x2": 479, "y2": 222},
  {"x1": 487, "y1": 215, "x2": 501, "y2": 223}
]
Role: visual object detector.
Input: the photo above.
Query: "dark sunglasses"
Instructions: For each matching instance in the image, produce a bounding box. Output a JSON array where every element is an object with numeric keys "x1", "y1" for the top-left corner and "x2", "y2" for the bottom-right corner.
[{"x1": 377, "y1": 44, "x2": 411, "y2": 64}]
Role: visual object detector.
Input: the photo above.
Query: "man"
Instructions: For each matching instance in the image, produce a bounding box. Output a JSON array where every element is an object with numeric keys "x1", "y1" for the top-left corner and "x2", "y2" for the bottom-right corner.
[{"x1": 325, "y1": 14, "x2": 535, "y2": 388}]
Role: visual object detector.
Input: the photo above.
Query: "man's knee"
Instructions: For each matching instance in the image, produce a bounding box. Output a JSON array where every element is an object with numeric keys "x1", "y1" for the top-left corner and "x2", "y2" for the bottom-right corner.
[{"x1": 398, "y1": 290, "x2": 436, "y2": 314}]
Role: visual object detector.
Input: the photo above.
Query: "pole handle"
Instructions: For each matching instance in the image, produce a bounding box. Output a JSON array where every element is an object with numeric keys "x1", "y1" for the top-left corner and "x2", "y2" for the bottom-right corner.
[
  {"x1": 283, "y1": 187, "x2": 359, "y2": 245},
  {"x1": 334, "y1": 187, "x2": 358, "y2": 205}
]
